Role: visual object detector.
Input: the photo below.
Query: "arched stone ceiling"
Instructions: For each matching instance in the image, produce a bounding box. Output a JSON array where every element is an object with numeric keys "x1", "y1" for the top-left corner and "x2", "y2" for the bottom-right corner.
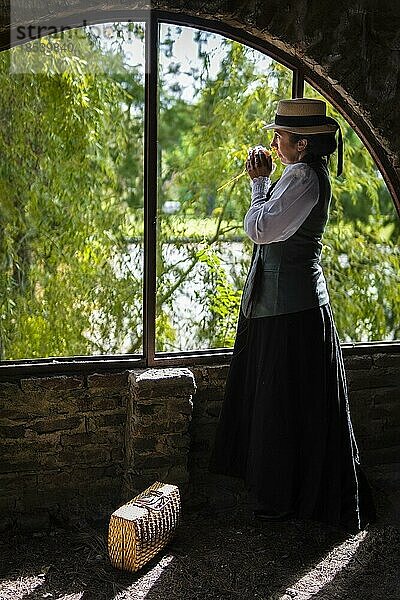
[{"x1": 1, "y1": 0, "x2": 399, "y2": 210}]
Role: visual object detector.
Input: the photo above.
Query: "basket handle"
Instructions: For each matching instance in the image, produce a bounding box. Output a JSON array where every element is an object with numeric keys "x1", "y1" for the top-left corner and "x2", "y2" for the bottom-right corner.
[{"x1": 131, "y1": 489, "x2": 171, "y2": 511}]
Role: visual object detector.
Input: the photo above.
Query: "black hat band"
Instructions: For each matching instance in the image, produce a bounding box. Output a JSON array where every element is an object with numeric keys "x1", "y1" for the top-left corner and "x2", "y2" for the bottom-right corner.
[{"x1": 274, "y1": 114, "x2": 337, "y2": 127}]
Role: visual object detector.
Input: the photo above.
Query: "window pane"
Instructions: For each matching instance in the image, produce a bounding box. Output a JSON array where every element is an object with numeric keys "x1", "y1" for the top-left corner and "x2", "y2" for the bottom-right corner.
[
  {"x1": 0, "y1": 22, "x2": 145, "y2": 359},
  {"x1": 304, "y1": 82, "x2": 400, "y2": 342},
  {"x1": 156, "y1": 25, "x2": 292, "y2": 352}
]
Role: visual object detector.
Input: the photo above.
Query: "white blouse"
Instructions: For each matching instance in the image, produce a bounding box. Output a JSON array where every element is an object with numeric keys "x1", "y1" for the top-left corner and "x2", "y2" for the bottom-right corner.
[{"x1": 244, "y1": 162, "x2": 320, "y2": 244}]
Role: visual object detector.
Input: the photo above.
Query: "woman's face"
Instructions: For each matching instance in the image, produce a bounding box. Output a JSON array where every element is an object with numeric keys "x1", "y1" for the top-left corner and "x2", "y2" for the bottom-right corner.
[{"x1": 270, "y1": 129, "x2": 306, "y2": 165}]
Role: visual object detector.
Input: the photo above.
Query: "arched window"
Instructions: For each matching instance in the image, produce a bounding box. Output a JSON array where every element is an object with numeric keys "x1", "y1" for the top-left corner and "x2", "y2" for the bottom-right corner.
[{"x1": 1, "y1": 13, "x2": 399, "y2": 371}]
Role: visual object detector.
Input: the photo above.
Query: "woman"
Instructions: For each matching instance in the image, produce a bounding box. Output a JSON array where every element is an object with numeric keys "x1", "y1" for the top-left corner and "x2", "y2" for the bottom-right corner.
[{"x1": 208, "y1": 98, "x2": 376, "y2": 532}]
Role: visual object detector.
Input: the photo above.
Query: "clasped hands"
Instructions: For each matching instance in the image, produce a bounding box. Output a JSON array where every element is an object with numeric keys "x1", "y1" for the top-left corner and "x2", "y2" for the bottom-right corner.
[{"x1": 246, "y1": 146, "x2": 274, "y2": 180}]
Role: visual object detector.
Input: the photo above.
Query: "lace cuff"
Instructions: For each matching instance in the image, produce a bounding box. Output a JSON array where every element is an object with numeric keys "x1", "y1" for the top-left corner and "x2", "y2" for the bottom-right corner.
[{"x1": 251, "y1": 176, "x2": 270, "y2": 202}]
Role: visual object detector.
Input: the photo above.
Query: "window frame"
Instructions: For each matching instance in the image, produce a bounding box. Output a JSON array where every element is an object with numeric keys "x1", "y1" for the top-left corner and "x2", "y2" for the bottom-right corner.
[{"x1": 1, "y1": 9, "x2": 399, "y2": 377}]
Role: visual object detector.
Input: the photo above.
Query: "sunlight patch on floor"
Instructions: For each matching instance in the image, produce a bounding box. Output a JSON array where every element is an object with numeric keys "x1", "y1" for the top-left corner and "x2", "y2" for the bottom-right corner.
[
  {"x1": 279, "y1": 530, "x2": 368, "y2": 600},
  {"x1": 113, "y1": 554, "x2": 175, "y2": 600},
  {"x1": 0, "y1": 575, "x2": 44, "y2": 599}
]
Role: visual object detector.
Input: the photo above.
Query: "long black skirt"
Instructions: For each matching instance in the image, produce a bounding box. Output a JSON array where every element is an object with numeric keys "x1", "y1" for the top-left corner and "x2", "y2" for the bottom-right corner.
[{"x1": 208, "y1": 303, "x2": 376, "y2": 531}]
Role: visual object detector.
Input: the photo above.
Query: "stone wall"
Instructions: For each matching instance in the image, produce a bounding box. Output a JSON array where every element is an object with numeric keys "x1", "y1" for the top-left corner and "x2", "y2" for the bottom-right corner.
[
  {"x1": 0, "y1": 371, "x2": 130, "y2": 530},
  {"x1": 0, "y1": 368, "x2": 196, "y2": 531},
  {"x1": 1, "y1": 348, "x2": 399, "y2": 530}
]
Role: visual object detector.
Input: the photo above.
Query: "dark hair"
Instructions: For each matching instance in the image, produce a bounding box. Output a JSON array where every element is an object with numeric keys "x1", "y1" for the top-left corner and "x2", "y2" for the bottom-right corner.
[{"x1": 288, "y1": 132, "x2": 337, "y2": 164}]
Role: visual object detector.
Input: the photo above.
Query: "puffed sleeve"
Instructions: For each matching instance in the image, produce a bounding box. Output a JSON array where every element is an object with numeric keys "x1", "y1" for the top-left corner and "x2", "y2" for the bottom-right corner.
[{"x1": 244, "y1": 163, "x2": 319, "y2": 244}]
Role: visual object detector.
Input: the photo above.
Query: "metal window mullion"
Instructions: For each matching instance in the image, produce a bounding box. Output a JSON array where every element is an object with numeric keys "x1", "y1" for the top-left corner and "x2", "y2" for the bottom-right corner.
[
  {"x1": 143, "y1": 13, "x2": 158, "y2": 367},
  {"x1": 292, "y1": 69, "x2": 304, "y2": 98}
]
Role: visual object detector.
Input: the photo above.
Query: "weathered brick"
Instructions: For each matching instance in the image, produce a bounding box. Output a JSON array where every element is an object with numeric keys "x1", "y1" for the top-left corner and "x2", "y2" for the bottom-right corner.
[
  {"x1": 363, "y1": 445, "x2": 400, "y2": 466},
  {"x1": 368, "y1": 398, "x2": 400, "y2": 428},
  {"x1": 370, "y1": 367, "x2": 400, "y2": 389},
  {"x1": 103, "y1": 464, "x2": 123, "y2": 479},
  {"x1": 50, "y1": 394, "x2": 88, "y2": 414},
  {"x1": 41, "y1": 445, "x2": 111, "y2": 468},
  {"x1": 188, "y1": 367, "x2": 209, "y2": 388},
  {"x1": 379, "y1": 427, "x2": 400, "y2": 447},
  {"x1": 189, "y1": 365, "x2": 228, "y2": 391},
  {"x1": 165, "y1": 464, "x2": 189, "y2": 483},
  {"x1": 374, "y1": 387, "x2": 400, "y2": 405},
  {"x1": 132, "y1": 368, "x2": 196, "y2": 400},
  {"x1": 24, "y1": 429, "x2": 61, "y2": 444},
  {"x1": 193, "y1": 389, "x2": 224, "y2": 409},
  {"x1": 354, "y1": 418, "x2": 385, "y2": 441},
  {"x1": 0, "y1": 394, "x2": 49, "y2": 420},
  {"x1": 135, "y1": 402, "x2": 167, "y2": 419},
  {"x1": 0, "y1": 382, "x2": 23, "y2": 400},
  {"x1": 0, "y1": 391, "x2": 88, "y2": 420},
  {"x1": 17, "y1": 489, "x2": 67, "y2": 511},
  {"x1": 1, "y1": 350, "x2": 399, "y2": 529},
  {"x1": 87, "y1": 396, "x2": 124, "y2": 411},
  {"x1": 76, "y1": 479, "x2": 120, "y2": 500},
  {"x1": 0, "y1": 455, "x2": 39, "y2": 473},
  {"x1": 373, "y1": 353, "x2": 400, "y2": 368},
  {"x1": 38, "y1": 465, "x2": 115, "y2": 489},
  {"x1": 190, "y1": 422, "x2": 218, "y2": 444},
  {"x1": 0, "y1": 423, "x2": 26, "y2": 438},
  {"x1": 189, "y1": 437, "x2": 211, "y2": 453},
  {"x1": 14, "y1": 511, "x2": 51, "y2": 532},
  {"x1": 133, "y1": 453, "x2": 187, "y2": 469},
  {"x1": 60, "y1": 429, "x2": 122, "y2": 447},
  {"x1": 87, "y1": 371, "x2": 128, "y2": 393},
  {"x1": 206, "y1": 365, "x2": 230, "y2": 386},
  {"x1": 167, "y1": 397, "x2": 194, "y2": 415},
  {"x1": 86, "y1": 413, "x2": 125, "y2": 431},
  {"x1": 348, "y1": 388, "x2": 374, "y2": 408},
  {"x1": 347, "y1": 367, "x2": 400, "y2": 391},
  {"x1": 60, "y1": 432, "x2": 92, "y2": 446},
  {"x1": 0, "y1": 474, "x2": 20, "y2": 494},
  {"x1": 28, "y1": 416, "x2": 84, "y2": 434},
  {"x1": 111, "y1": 448, "x2": 124, "y2": 462},
  {"x1": 133, "y1": 415, "x2": 190, "y2": 436},
  {"x1": 37, "y1": 469, "x2": 76, "y2": 489},
  {"x1": 3, "y1": 438, "x2": 61, "y2": 459},
  {"x1": 134, "y1": 436, "x2": 159, "y2": 452},
  {"x1": 205, "y1": 400, "x2": 223, "y2": 418},
  {"x1": 0, "y1": 473, "x2": 37, "y2": 493},
  {"x1": 122, "y1": 476, "x2": 155, "y2": 498},
  {"x1": 0, "y1": 496, "x2": 17, "y2": 513},
  {"x1": 20, "y1": 376, "x2": 84, "y2": 392},
  {"x1": 344, "y1": 355, "x2": 373, "y2": 370},
  {"x1": 156, "y1": 433, "x2": 191, "y2": 452},
  {"x1": 366, "y1": 463, "x2": 400, "y2": 491},
  {"x1": 135, "y1": 402, "x2": 164, "y2": 415},
  {"x1": 346, "y1": 369, "x2": 372, "y2": 391}
]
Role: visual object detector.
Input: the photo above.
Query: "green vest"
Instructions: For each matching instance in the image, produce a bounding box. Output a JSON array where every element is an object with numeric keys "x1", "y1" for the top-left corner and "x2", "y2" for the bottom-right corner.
[{"x1": 241, "y1": 159, "x2": 331, "y2": 318}]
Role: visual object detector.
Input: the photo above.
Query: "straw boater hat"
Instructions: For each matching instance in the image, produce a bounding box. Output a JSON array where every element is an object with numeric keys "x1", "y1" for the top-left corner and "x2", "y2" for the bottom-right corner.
[{"x1": 263, "y1": 98, "x2": 343, "y2": 175}]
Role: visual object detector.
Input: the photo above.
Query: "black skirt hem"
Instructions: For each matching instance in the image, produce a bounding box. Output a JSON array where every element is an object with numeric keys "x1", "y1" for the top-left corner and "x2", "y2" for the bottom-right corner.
[{"x1": 208, "y1": 304, "x2": 376, "y2": 531}]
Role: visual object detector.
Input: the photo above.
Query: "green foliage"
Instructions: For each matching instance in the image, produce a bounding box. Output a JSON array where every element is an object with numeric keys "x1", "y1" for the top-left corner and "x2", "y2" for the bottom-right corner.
[
  {"x1": 0, "y1": 28, "x2": 144, "y2": 359},
  {"x1": 196, "y1": 246, "x2": 242, "y2": 347},
  {"x1": 158, "y1": 40, "x2": 399, "y2": 348},
  {"x1": 156, "y1": 40, "x2": 292, "y2": 350},
  {"x1": 323, "y1": 220, "x2": 400, "y2": 341},
  {"x1": 0, "y1": 25, "x2": 398, "y2": 360},
  {"x1": 303, "y1": 83, "x2": 400, "y2": 341}
]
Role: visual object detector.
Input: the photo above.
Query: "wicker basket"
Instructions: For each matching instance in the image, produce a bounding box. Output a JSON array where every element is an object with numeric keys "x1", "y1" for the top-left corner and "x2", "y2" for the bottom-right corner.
[{"x1": 108, "y1": 482, "x2": 181, "y2": 572}]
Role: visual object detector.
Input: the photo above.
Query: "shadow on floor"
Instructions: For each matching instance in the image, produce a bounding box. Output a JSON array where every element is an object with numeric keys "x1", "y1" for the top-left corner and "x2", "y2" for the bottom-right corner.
[{"x1": 0, "y1": 506, "x2": 399, "y2": 600}]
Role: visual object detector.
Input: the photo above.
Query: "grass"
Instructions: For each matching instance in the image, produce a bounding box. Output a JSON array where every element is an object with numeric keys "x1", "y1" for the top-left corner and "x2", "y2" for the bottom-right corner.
[{"x1": 125, "y1": 213, "x2": 244, "y2": 242}]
